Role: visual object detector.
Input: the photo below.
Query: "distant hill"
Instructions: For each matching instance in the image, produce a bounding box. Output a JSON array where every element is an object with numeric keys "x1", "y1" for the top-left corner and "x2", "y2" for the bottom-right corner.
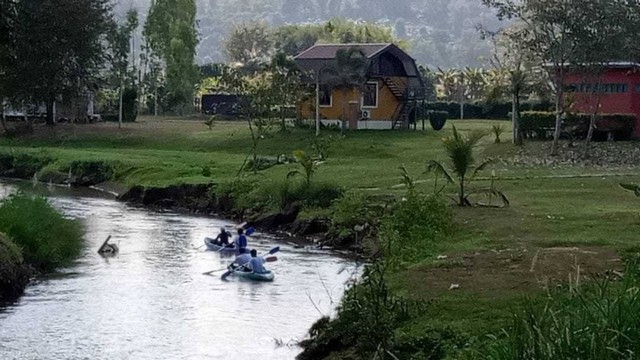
[{"x1": 114, "y1": 0, "x2": 505, "y2": 69}]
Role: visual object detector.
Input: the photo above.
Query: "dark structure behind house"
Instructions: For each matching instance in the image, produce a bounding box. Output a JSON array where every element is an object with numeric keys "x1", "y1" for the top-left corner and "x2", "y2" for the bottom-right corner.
[{"x1": 201, "y1": 94, "x2": 247, "y2": 118}]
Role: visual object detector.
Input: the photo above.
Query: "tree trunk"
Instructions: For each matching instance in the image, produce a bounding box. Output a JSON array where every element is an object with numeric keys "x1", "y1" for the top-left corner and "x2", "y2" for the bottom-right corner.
[
  {"x1": 154, "y1": 78, "x2": 159, "y2": 117},
  {"x1": 551, "y1": 70, "x2": 564, "y2": 155},
  {"x1": 45, "y1": 99, "x2": 55, "y2": 126},
  {"x1": 281, "y1": 99, "x2": 286, "y2": 132},
  {"x1": 0, "y1": 99, "x2": 6, "y2": 132},
  {"x1": 512, "y1": 93, "x2": 523, "y2": 146},
  {"x1": 118, "y1": 77, "x2": 124, "y2": 129},
  {"x1": 341, "y1": 88, "x2": 347, "y2": 134},
  {"x1": 459, "y1": 175, "x2": 465, "y2": 207},
  {"x1": 315, "y1": 74, "x2": 320, "y2": 136}
]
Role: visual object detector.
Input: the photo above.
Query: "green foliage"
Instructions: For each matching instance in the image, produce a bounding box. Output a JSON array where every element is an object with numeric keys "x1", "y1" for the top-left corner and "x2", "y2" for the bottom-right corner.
[
  {"x1": 4, "y1": 0, "x2": 112, "y2": 124},
  {"x1": 214, "y1": 178, "x2": 256, "y2": 211},
  {"x1": 0, "y1": 151, "x2": 51, "y2": 178},
  {"x1": 122, "y1": 87, "x2": 139, "y2": 122},
  {"x1": 520, "y1": 112, "x2": 636, "y2": 140},
  {"x1": 424, "y1": 101, "x2": 553, "y2": 120},
  {"x1": 66, "y1": 160, "x2": 115, "y2": 185},
  {"x1": 225, "y1": 21, "x2": 273, "y2": 64},
  {"x1": 144, "y1": 0, "x2": 199, "y2": 111},
  {"x1": 427, "y1": 125, "x2": 492, "y2": 206},
  {"x1": 0, "y1": 232, "x2": 31, "y2": 301},
  {"x1": 298, "y1": 262, "x2": 422, "y2": 360},
  {"x1": 484, "y1": 261, "x2": 640, "y2": 360},
  {"x1": 0, "y1": 194, "x2": 83, "y2": 272},
  {"x1": 380, "y1": 193, "x2": 452, "y2": 265},
  {"x1": 330, "y1": 192, "x2": 371, "y2": 237},
  {"x1": 492, "y1": 124, "x2": 506, "y2": 144},
  {"x1": 288, "y1": 150, "x2": 316, "y2": 187},
  {"x1": 428, "y1": 110, "x2": 448, "y2": 131}
]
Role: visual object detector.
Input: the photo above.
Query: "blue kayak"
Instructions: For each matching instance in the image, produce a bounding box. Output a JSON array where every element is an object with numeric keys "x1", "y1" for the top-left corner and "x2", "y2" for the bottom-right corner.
[
  {"x1": 235, "y1": 269, "x2": 275, "y2": 282},
  {"x1": 204, "y1": 237, "x2": 244, "y2": 253}
]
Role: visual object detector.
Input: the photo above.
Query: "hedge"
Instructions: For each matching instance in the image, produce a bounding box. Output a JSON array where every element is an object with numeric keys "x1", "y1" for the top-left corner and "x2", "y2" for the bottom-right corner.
[
  {"x1": 428, "y1": 111, "x2": 448, "y2": 131},
  {"x1": 422, "y1": 101, "x2": 554, "y2": 120},
  {"x1": 520, "y1": 111, "x2": 636, "y2": 140}
]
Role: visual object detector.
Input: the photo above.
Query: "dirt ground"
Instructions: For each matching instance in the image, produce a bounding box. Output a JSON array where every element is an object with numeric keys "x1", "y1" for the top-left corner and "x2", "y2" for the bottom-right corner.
[{"x1": 404, "y1": 246, "x2": 623, "y2": 299}]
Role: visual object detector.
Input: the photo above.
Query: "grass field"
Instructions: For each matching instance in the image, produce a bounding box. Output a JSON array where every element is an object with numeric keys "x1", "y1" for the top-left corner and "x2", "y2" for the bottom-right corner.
[{"x1": 3, "y1": 116, "x2": 640, "y2": 352}]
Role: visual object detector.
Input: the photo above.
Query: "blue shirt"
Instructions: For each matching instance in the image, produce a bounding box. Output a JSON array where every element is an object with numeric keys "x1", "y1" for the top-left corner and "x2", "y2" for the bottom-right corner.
[
  {"x1": 249, "y1": 257, "x2": 267, "y2": 274},
  {"x1": 237, "y1": 235, "x2": 247, "y2": 249}
]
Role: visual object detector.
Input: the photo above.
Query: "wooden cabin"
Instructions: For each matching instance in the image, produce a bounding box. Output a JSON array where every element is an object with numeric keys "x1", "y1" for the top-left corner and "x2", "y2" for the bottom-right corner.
[{"x1": 294, "y1": 43, "x2": 425, "y2": 130}]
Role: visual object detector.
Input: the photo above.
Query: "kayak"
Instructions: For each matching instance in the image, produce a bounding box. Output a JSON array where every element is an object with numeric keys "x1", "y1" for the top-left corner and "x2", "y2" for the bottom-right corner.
[
  {"x1": 234, "y1": 269, "x2": 275, "y2": 282},
  {"x1": 204, "y1": 237, "x2": 243, "y2": 253}
]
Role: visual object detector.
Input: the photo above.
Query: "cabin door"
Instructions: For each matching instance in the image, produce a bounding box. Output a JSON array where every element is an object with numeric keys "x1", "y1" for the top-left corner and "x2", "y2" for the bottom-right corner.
[{"x1": 348, "y1": 101, "x2": 360, "y2": 130}]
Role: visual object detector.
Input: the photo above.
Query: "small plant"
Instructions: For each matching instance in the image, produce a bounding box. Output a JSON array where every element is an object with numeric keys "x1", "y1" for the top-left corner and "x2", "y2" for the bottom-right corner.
[
  {"x1": 492, "y1": 124, "x2": 506, "y2": 143},
  {"x1": 287, "y1": 150, "x2": 316, "y2": 187},
  {"x1": 426, "y1": 125, "x2": 494, "y2": 207},
  {"x1": 204, "y1": 115, "x2": 217, "y2": 130}
]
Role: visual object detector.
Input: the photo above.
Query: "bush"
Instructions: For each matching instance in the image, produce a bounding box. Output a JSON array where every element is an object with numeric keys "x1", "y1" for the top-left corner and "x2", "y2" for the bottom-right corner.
[
  {"x1": 428, "y1": 111, "x2": 448, "y2": 131},
  {"x1": 0, "y1": 233, "x2": 31, "y2": 301},
  {"x1": 381, "y1": 193, "x2": 452, "y2": 266},
  {"x1": 423, "y1": 101, "x2": 554, "y2": 120},
  {"x1": 0, "y1": 151, "x2": 51, "y2": 178},
  {"x1": 282, "y1": 181, "x2": 344, "y2": 209},
  {"x1": 0, "y1": 194, "x2": 83, "y2": 272},
  {"x1": 102, "y1": 88, "x2": 138, "y2": 123},
  {"x1": 330, "y1": 192, "x2": 371, "y2": 237},
  {"x1": 520, "y1": 111, "x2": 637, "y2": 140},
  {"x1": 485, "y1": 261, "x2": 640, "y2": 360},
  {"x1": 65, "y1": 160, "x2": 115, "y2": 186}
]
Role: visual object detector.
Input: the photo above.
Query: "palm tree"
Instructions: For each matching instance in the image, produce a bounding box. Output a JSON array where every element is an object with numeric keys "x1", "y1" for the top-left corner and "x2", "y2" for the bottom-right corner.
[
  {"x1": 324, "y1": 48, "x2": 369, "y2": 132},
  {"x1": 427, "y1": 126, "x2": 492, "y2": 207},
  {"x1": 436, "y1": 68, "x2": 460, "y2": 101},
  {"x1": 463, "y1": 67, "x2": 487, "y2": 101}
]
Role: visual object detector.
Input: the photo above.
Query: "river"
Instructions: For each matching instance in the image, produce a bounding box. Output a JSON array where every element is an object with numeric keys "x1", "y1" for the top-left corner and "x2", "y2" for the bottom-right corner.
[{"x1": 0, "y1": 181, "x2": 354, "y2": 359}]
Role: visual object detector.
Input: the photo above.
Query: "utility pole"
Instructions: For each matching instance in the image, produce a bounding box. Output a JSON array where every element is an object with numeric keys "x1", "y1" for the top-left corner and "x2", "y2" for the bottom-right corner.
[{"x1": 315, "y1": 70, "x2": 321, "y2": 137}]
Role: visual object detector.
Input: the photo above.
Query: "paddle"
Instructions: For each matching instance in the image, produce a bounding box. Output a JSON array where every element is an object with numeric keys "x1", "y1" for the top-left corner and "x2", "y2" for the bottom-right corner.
[
  {"x1": 221, "y1": 246, "x2": 280, "y2": 280},
  {"x1": 203, "y1": 256, "x2": 277, "y2": 276}
]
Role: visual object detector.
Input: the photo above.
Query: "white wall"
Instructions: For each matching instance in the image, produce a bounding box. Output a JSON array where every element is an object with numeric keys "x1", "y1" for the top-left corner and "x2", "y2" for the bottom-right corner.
[{"x1": 357, "y1": 120, "x2": 393, "y2": 130}]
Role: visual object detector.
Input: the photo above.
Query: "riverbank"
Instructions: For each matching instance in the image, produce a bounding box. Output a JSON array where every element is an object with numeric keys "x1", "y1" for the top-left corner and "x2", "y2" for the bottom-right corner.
[{"x1": 2, "y1": 117, "x2": 640, "y2": 357}]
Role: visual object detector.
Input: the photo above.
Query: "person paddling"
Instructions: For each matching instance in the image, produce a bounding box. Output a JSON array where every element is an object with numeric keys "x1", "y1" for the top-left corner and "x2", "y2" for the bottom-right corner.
[
  {"x1": 248, "y1": 249, "x2": 268, "y2": 274},
  {"x1": 230, "y1": 248, "x2": 252, "y2": 272},
  {"x1": 235, "y1": 228, "x2": 248, "y2": 253},
  {"x1": 213, "y1": 227, "x2": 231, "y2": 247}
]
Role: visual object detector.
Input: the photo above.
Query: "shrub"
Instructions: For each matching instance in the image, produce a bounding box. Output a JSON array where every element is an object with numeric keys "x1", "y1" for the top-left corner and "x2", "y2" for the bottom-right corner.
[
  {"x1": 520, "y1": 111, "x2": 637, "y2": 140},
  {"x1": 330, "y1": 192, "x2": 371, "y2": 237},
  {"x1": 381, "y1": 193, "x2": 452, "y2": 265},
  {"x1": 123, "y1": 87, "x2": 138, "y2": 123},
  {"x1": 0, "y1": 194, "x2": 83, "y2": 272},
  {"x1": 283, "y1": 181, "x2": 343, "y2": 209},
  {"x1": 0, "y1": 151, "x2": 51, "y2": 178},
  {"x1": 0, "y1": 233, "x2": 31, "y2": 301},
  {"x1": 65, "y1": 160, "x2": 114, "y2": 185},
  {"x1": 428, "y1": 111, "x2": 448, "y2": 131}
]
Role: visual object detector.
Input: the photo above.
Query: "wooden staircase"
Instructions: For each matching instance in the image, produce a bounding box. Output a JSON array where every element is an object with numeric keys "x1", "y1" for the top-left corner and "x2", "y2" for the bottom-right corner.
[{"x1": 383, "y1": 77, "x2": 405, "y2": 99}]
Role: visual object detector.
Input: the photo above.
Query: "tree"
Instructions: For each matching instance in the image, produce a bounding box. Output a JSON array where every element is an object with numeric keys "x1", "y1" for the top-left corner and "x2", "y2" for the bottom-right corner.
[
  {"x1": 436, "y1": 68, "x2": 460, "y2": 101},
  {"x1": 482, "y1": 0, "x2": 607, "y2": 155},
  {"x1": 6, "y1": 0, "x2": 112, "y2": 126},
  {"x1": 427, "y1": 126, "x2": 492, "y2": 207},
  {"x1": 225, "y1": 22, "x2": 273, "y2": 66},
  {"x1": 323, "y1": 48, "x2": 369, "y2": 133},
  {"x1": 108, "y1": 9, "x2": 139, "y2": 128},
  {"x1": 269, "y1": 52, "x2": 304, "y2": 132},
  {"x1": 144, "y1": 0, "x2": 199, "y2": 113}
]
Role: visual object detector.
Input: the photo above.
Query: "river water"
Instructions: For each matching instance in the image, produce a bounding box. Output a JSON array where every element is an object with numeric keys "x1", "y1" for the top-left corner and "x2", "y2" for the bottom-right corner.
[{"x1": 0, "y1": 182, "x2": 354, "y2": 360}]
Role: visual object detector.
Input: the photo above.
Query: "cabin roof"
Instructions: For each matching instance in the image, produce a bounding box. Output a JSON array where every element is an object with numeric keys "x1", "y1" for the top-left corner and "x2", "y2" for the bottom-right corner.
[{"x1": 294, "y1": 43, "x2": 393, "y2": 60}]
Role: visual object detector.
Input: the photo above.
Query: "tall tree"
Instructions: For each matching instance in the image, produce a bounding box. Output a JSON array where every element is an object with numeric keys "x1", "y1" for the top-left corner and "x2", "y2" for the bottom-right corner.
[
  {"x1": 483, "y1": 0, "x2": 607, "y2": 155},
  {"x1": 6, "y1": 0, "x2": 112, "y2": 126},
  {"x1": 108, "y1": 9, "x2": 139, "y2": 128},
  {"x1": 269, "y1": 52, "x2": 304, "y2": 132},
  {"x1": 225, "y1": 22, "x2": 274, "y2": 66},
  {"x1": 144, "y1": 0, "x2": 199, "y2": 113}
]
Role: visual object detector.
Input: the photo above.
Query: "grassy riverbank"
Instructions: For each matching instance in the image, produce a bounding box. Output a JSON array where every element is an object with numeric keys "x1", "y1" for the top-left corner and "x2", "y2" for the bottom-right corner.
[
  {"x1": 2, "y1": 117, "x2": 640, "y2": 355},
  {"x1": 0, "y1": 194, "x2": 84, "y2": 301}
]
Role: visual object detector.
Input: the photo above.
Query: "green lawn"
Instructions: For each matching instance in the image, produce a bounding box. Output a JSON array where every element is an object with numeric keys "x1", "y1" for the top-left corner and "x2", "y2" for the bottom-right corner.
[{"x1": 3, "y1": 116, "x2": 640, "y2": 354}]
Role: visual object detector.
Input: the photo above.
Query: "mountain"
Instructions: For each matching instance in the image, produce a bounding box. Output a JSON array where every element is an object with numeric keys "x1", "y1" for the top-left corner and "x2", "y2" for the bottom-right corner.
[{"x1": 114, "y1": 0, "x2": 505, "y2": 69}]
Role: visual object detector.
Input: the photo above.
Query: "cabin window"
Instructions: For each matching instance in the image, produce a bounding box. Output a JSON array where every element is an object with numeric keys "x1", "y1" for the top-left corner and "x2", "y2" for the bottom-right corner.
[
  {"x1": 319, "y1": 85, "x2": 332, "y2": 107},
  {"x1": 362, "y1": 82, "x2": 379, "y2": 108}
]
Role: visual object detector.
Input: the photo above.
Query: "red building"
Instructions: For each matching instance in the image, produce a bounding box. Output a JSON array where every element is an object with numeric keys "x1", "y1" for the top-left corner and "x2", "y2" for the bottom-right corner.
[{"x1": 564, "y1": 62, "x2": 640, "y2": 138}]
